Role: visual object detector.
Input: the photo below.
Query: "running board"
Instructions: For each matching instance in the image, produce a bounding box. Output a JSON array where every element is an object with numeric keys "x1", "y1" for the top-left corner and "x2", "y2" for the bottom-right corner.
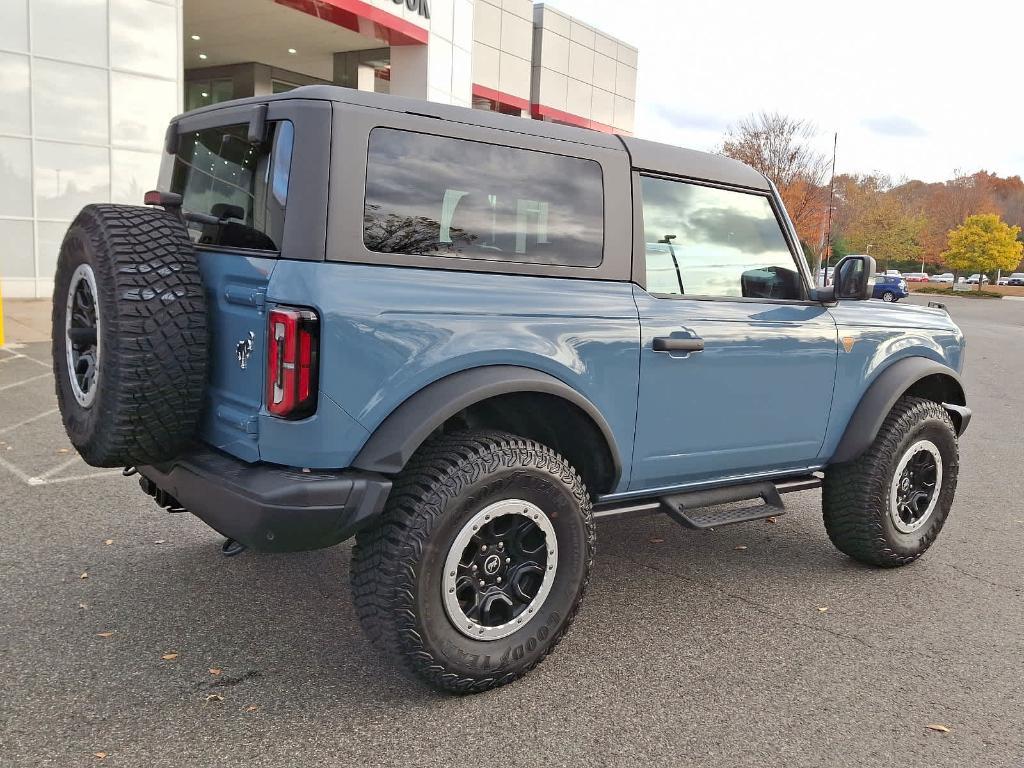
[
  {"x1": 592, "y1": 474, "x2": 822, "y2": 529},
  {"x1": 661, "y1": 482, "x2": 784, "y2": 529}
]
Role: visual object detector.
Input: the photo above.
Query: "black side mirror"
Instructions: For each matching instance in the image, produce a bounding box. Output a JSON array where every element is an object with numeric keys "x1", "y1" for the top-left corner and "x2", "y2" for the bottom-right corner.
[{"x1": 811, "y1": 255, "x2": 877, "y2": 303}]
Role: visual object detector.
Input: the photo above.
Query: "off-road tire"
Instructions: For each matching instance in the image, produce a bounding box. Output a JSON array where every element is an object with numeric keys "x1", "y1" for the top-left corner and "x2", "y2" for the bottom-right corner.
[
  {"x1": 823, "y1": 396, "x2": 958, "y2": 567},
  {"x1": 351, "y1": 430, "x2": 595, "y2": 693},
  {"x1": 52, "y1": 204, "x2": 207, "y2": 467}
]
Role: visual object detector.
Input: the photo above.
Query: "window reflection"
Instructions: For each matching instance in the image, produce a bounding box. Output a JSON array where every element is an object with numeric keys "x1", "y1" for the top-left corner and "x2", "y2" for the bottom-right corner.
[
  {"x1": 34, "y1": 141, "x2": 110, "y2": 220},
  {"x1": 641, "y1": 176, "x2": 802, "y2": 300},
  {"x1": 364, "y1": 128, "x2": 604, "y2": 267},
  {"x1": 32, "y1": 59, "x2": 108, "y2": 144},
  {"x1": 111, "y1": 72, "x2": 176, "y2": 150},
  {"x1": 0, "y1": 52, "x2": 31, "y2": 135},
  {"x1": 0, "y1": 137, "x2": 33, "y2": 217},
  {"x1": 109, "y1": 0, "x2": 177, "y2": 77}
]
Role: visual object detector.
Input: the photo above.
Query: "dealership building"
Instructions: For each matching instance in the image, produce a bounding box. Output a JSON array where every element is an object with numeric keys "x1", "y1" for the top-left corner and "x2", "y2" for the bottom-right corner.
[{"x1": 0, "y1": 0, "x2": 638, "y2": 298}]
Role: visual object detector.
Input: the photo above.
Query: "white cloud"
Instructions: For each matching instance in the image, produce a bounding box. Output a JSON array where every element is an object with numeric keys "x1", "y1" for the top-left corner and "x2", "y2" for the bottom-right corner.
[{"x1": 540, "y1": 0, "x2": 1024, "y2": 181}]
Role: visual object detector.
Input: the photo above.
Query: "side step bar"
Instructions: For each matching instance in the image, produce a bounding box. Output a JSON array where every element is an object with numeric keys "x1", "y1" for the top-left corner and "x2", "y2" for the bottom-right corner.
[{"x1": 592, "y1": 473, "x2": 823, "y2": 529}]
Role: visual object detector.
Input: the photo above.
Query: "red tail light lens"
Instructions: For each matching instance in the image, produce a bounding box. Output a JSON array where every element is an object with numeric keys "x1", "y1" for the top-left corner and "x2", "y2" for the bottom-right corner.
[{"x1": 267, "y1": 306, "x2": 319, "y2": 419}]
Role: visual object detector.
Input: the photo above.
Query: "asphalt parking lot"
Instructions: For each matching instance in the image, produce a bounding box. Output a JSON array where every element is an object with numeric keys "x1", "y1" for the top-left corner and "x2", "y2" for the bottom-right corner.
[{"x1": 1, "y1": 295, "x2": 1022, "y2": 767}]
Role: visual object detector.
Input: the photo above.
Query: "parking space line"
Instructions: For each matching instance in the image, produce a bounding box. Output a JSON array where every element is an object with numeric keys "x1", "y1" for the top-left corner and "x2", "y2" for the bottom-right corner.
[
  {"x1": 0, "y1": 351, "x2": 51, "y2": 369},
  {"x1": 31, "y1": 470, "x2": 121, "y2": 485},
  {"x1": 32, "y1": 454, "x2": 84, "y2": 482},
  {"x1": 0, "y1": 454, "x2": 37, "y2": 485},
  {"x1": 0, "y1": 408, "x2": 59, "y2": 436},
  {"x1": 0, "y1": 372, "x2": 52, "y2": 392}
]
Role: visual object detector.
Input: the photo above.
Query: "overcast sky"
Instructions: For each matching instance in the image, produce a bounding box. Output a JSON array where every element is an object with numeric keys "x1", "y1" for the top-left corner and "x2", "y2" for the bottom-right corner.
[{"x1": 546, "y1": 0, "x2": 1024, "y2": 183}]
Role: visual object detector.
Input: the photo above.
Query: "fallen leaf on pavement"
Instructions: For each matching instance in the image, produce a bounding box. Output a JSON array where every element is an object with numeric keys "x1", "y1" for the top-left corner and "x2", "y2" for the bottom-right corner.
[
  {"x1": 209, "y1": 668, "x2": 222, "y2": 676},
  {"x1": 205, "y1": 694, "x2": 224, "y2": 703},
  {"x1": 154, "y1": 540, "x2": 166, "y2": 545},
  {"x1": 244, "y1": 705, "x2": 258, "y2": 712},
  {"x1": 161, "y1": 652, "x2": 179, "y2": 661},
  {"x1": 93, "y1": 752, "x2": 108, "y2": 760},
  {"x1": 97, "y1": 631, "x2": 115, "y2": 638},
  {"x1": 80, "y1": 572, "x2": 89, "y2": 580},
  {"x1": 103, "y1": 539, "x2": 113, "y2": 546},
  {"x1": 78, "y1": 602, "x2": 88, "y2": 610},
  {"x1": 926, "y1": 724, "x2": 951, "y2": 733},
  {"x1": 735, "y1": 545, "x2": 748, "y2": 551},
  {"x1": 817, "y1": 606, "x2": 829, "y2": 613},
  {"x1": 765, "y1": 516, "x2": 778, "y2": 524},
  {"x1": 648, "y1": 537, "x2": 664, "y2": 544},
  {"x1": 58, "y1": 448, "x2": 70, "y2": 454}
]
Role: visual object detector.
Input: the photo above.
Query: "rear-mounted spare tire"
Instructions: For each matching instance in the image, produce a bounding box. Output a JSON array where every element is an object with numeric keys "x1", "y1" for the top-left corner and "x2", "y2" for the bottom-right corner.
[{"x1": 52, "y1": 204, "x2": 208, "y2": 468}]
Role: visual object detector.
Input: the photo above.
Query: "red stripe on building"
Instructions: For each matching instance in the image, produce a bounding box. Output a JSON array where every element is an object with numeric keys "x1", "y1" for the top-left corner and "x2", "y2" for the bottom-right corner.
[
  {"x1": 275, "y1": 0, "x2": 429, "y2": 46},
  {"x1": 472, "y1": 84, "x2": 530, "y2": 113},
  {"x1": 530, "y1": 103, "x2": 621, "y2": 134}
]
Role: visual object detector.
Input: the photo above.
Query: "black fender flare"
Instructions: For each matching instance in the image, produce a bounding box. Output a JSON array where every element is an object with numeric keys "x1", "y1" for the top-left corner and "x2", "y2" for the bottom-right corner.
[
  {"x1": 831, "y1": 357, "x2": 968, "y2": 464},
  {"x1": 351, "y1": 365, "x2": 623, "y2": 482}
]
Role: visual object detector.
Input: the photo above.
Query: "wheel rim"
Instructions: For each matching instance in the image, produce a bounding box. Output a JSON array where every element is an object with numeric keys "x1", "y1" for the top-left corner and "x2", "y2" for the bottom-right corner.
[
  {"x1": 442, "y1": 499, "x2": 558, "y2": 641},
  {"x1": 64, "y1": 263, "x2": 101, "y2": 407},
  {"x1": 883, "y1": 292, "x2": 895, "y2": 302},
  {"x1": 888, "y1": 439, "x2": 942, "y2": 534}
]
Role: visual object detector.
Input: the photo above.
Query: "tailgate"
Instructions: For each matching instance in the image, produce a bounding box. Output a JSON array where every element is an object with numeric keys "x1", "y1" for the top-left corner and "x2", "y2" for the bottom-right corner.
[{"x1": 196, "y1": 250, "x2": 275, "y2": 461}]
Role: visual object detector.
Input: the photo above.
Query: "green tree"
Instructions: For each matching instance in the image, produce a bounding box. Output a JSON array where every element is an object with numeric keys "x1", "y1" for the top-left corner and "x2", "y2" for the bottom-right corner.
[{"x1": 941, "y1": 214, "x2": 1023, "y2": 290}]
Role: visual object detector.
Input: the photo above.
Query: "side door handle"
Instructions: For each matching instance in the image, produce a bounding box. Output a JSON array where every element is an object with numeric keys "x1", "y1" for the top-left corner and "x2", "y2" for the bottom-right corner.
[{"x1": 653, "y1": 336, "x2": 705, "y2": 353}]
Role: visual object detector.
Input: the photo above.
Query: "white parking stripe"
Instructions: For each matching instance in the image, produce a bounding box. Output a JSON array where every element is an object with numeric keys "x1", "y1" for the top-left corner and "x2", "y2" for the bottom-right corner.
[
  {"x1": 0, "y1": 454, "x2": 36, "y2": 485},
  {"x1": 32, "y1": 454, "x2": 84, "y2": 482},
  {"x1": 0, "y1": 372, "x2": 51, "y2": 392},
  {"x1": 0, "y1": 408, "x2": 59, "y2": 436},
  {"x1": 30, "y1": 470, "x2": 121, "y2": 486},
  {"x1": 0, "y1": 352, "x2": 51, "y2": 369}
]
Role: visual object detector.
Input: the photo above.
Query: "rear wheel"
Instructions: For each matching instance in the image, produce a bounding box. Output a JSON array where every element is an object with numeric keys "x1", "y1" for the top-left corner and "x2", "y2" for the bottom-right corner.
[
  {"x1": 881, "y1": 291, "x2": 896, "y2": 302},
  {"x1": 823, "y1": 397, "x2": 958, "y2": 567},
  {"x1": 351, "y1": 430, "x2": 594, "y2": 693}
]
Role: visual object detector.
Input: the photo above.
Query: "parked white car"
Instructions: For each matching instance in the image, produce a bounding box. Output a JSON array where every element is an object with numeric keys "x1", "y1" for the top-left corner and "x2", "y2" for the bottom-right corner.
[
  {"x1": 932, "y1": 273, "x2": 955, "y2": 284},
  {"x1": 966, "y1": 274, "x2": 991, "y2": 285},
  {"x1": 884, "y1": 269, "x2": 903, "y2": 277}
]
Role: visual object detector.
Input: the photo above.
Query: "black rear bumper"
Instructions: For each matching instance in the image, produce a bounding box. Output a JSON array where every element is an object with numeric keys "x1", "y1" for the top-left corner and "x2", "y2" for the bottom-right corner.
[{"x1": 138, "y1": 447, "x2": 392, "y2": 552}]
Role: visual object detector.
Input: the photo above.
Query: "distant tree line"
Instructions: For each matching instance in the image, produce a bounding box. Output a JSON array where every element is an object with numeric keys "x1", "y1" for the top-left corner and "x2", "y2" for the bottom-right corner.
[{"x1": 719, "y1": 112, "x2": 1024, "y2": 277}]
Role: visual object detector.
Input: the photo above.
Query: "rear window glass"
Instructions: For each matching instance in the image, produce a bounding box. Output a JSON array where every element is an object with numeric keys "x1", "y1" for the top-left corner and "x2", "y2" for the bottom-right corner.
[
  {"x1": 170, "y1": 120, "x2": 293, "y2": 251},
  {"x1": 363, "y1": 128, "x2": 604, "y2": 267}
]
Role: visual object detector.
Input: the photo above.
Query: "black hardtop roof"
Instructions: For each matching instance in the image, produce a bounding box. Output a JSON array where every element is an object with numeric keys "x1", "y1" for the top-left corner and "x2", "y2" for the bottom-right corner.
[{"x1": 173, "y1": 85, "x2": 769, "y2": 190}]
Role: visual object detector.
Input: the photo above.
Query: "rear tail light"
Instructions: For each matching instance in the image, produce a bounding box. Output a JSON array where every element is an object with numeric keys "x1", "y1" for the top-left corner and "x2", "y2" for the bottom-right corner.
[{"x1": 267, "y1": 306, "x2": 319, "y2": 419}]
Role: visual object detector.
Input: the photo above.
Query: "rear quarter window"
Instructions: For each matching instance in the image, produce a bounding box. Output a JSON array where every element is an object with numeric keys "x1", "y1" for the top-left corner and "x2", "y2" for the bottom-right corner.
[{"x1": 362, "y1": 128, "x2": 604, "y2": 268}]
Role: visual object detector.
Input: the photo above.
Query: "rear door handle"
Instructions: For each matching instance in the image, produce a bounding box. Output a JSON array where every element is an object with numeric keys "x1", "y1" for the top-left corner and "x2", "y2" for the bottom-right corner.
[{"x1": 653, "y1": 336, "x2": 705, "y2": 353}]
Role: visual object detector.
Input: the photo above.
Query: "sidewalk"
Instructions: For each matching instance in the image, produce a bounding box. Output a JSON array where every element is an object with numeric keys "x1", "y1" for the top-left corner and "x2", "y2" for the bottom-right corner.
[{"x1": 2, "y1": 299, "x2": 52, "y2": 345}]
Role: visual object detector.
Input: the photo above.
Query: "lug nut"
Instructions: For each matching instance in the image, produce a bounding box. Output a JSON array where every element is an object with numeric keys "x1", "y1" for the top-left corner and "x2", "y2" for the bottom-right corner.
[
  {"x1": 480, "y1": 545, "x2": 487, "y2": 553},
  {"x1": 497, "y1": 542, "x2": 504, "y2": 550},
  {"x1": 505, "y1": 557, "x2": 511, "y2": 564},
  {"x1": 471, "y1": 564, "x2": 478, "y2": 572},
  {"x1": 496, "y1": 577, "x2": 502, "y2": 584},
  {"x1": 478, "y1": 580, "x2": 485, "y2": 587}
]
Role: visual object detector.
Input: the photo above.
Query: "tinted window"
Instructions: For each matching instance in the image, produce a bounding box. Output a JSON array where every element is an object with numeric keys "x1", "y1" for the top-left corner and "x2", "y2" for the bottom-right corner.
[
  {"x1": 170, "y1": 120, "x2": 293, "y2": 251},
  {"x1": 641, "y1": 176, "x2": 803, "y2": 300},
  {"x1": 363, "y1": 128, "x2": 604, "y2": 267}
]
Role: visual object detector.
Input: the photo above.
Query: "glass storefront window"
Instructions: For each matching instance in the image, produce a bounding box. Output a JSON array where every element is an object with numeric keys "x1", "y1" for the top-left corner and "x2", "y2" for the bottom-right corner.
[{"x1": 185, "y1": 79, "x2": 235, "y2": 112}]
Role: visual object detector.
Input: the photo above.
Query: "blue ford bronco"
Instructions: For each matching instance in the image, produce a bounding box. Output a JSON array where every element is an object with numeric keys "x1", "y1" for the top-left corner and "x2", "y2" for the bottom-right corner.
[{"x1": 52, "y1": 87, "x2": 970, "y2": 693}]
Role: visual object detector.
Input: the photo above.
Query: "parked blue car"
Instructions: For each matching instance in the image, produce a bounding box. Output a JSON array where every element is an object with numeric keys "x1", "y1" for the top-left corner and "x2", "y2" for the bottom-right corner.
[
  {"x1": 873, "y1": 274, "x2": 909, "y2": 302},
  {"x1": 51, "y1": 88, "x2": 970, "y2": 693}
]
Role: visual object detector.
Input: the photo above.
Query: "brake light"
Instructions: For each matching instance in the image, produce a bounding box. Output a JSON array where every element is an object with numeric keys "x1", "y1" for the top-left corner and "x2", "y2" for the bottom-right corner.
[{"x1": 266, "y1": 306, "x2": 319, "y2": 418}]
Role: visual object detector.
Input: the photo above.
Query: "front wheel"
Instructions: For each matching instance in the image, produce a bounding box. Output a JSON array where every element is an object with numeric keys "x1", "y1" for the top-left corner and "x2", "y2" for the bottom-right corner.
[
  {"x1": 881, "y1": 291, "x2": 896, "y2": 302},
  {"x1": 822, "y1": 397, "x2": 958, "y2": 567},
  {"x1": 351, "y1": 431, "x2": 595, "y2": 693}
]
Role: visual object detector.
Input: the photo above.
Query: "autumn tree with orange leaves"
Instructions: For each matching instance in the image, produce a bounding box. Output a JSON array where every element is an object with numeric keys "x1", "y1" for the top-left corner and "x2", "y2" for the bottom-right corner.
[{"x1": 720, "y1": 112, "x2": 830, "y2": 256}]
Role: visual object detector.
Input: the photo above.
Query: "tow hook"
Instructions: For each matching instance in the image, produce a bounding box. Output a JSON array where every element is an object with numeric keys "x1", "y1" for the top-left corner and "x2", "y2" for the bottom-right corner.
[{"x1": 221, "y1": 538, "x2": 246, "y2": 557}]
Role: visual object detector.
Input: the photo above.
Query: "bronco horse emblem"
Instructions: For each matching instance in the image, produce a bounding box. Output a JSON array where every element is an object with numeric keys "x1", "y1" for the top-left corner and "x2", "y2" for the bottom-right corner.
[{"x1": 236, "y1": 331, "x2": 255, "y2": 370}]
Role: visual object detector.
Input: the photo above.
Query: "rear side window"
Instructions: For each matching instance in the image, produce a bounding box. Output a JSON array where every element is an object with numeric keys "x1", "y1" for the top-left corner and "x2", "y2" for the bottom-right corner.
[
  {"x1": 363, "y1": 128, "x2": 604, "y2": 267},
  {"x1": 640, "y1": 176, "x2": 803, "y2": 300},
  {"x1": 170, "y1": 120, "x2": 294, "y2": 251}
]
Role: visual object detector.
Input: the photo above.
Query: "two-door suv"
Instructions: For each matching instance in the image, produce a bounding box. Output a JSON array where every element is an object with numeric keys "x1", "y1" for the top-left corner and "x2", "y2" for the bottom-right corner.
[{"x1": 52, "y1": 88, "x2": 970, "y2": 693}]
